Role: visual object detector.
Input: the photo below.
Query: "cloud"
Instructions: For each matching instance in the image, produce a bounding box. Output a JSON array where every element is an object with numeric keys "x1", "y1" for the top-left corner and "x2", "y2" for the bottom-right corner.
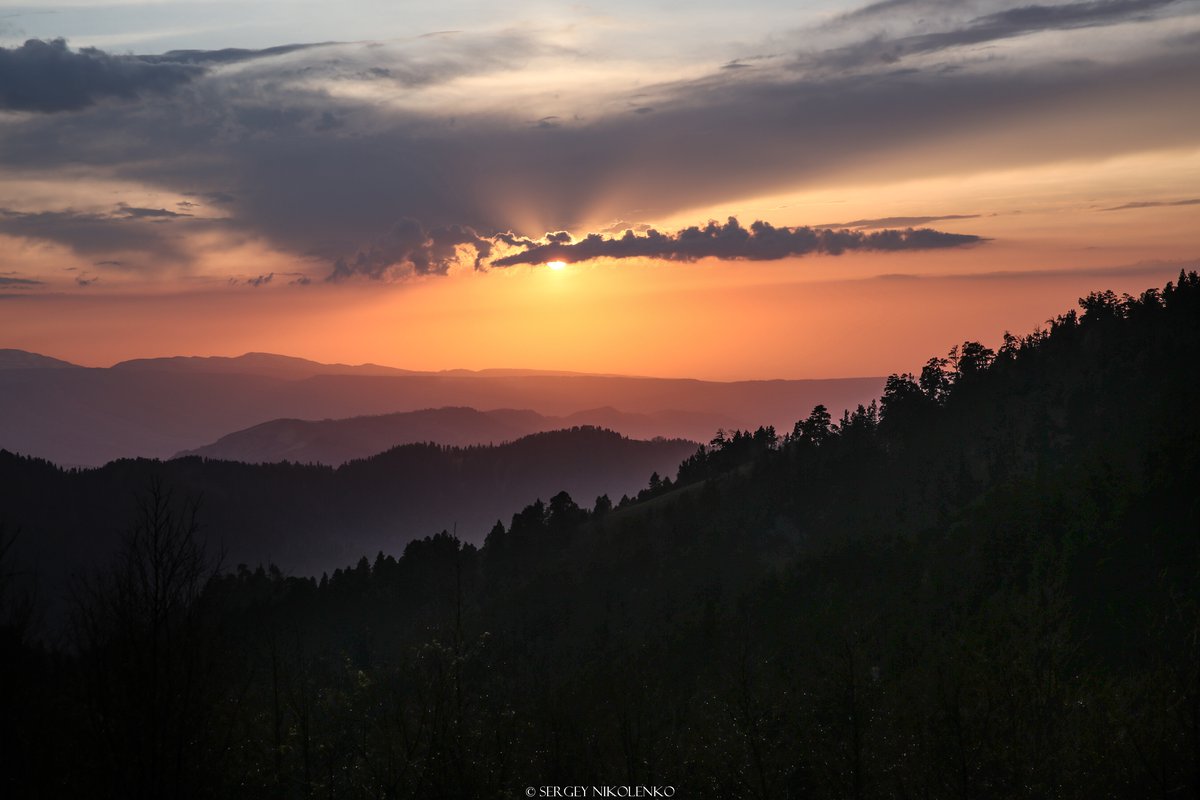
[
  {"x1": 597, "y1": 221, "x2": 654, "y2": 235},
  {"x1": 0, "y1": 4, "x2": 1195, "y2": 280},
  {"x1": 328, "y1": 218, "x2": 493, "y2": 281},
  {"x1": 184, "y1": 191, "x2": 236, "y2": 206},
  {"x1": 0, "y1": 275, "x2": 43, "y2": 287},
  {"x1": 229, "y1": 271, "x2": 311, "y2": 287},
  {"x1": 0, "y1": 39, "x2": 342, "y2": 114},
  {"x1": 816, "y1": 214, "x2": 981, "y2": 229},
  {"x1": 136, "y1": 43, "x2": 331, "y2": 67},
  {"x1": 933, "y1": 0, "x2": 1181, "y2": 50},
  {"x1": 116, "y1": 204, "x2": 193, "y2": 219},
  {"x1": 61, "y1": 41, "x2": 1186, "y2": 268},
  {"x1": 1101, "y1": 198, "x2": 1200, "y2": 211},
  {"x1": 836, "y1": 0, "x2": 963, "y2": 21},
  {"x1": 490, "y1": 217, "x2": 984, "y2": 267},
  {"x1": 842, "y1": 0, "x2": 1183, "y2": 29},
  {"x1": 0, "y1": 206, "x2": 194, "y2": 263},
  {"x1": 0, "y1": 38, "x2": 201, "y2": 113},
  {"x1": 817, "y1": 0, "x2": 1188, "y2": 70}
]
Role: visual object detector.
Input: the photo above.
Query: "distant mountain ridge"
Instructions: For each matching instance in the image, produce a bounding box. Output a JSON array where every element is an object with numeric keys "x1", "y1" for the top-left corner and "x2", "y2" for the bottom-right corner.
[
  {"x1": 111, "y1": 352, "x2": 419, "y2": 379},
  {"x1": 175, "y1": 405, "x2": 731, "y2": 465},
  {"x1": 0, "y1": 348, "x2": 884, "y2": 467},
  {"x1": 0, "y1": 349, "x2": 633, "y2": 380},
  {"x1": 110, "y1": 351, "x2": 616, "y2": 379},
  {"x1": 0, "y1": 349, "x2": 80, "y2": 370}
]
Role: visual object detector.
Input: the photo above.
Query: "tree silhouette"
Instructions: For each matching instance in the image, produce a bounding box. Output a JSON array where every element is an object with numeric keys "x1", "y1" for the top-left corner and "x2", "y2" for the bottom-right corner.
[{"x1": 69, "y1": 480, "x2": 225, "y2": 799}]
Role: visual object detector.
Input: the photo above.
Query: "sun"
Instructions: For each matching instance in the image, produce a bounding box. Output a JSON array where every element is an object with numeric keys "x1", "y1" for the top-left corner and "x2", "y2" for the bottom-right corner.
[{"x1": 547, "y1": 260, "x2": 567, "y2": 271}]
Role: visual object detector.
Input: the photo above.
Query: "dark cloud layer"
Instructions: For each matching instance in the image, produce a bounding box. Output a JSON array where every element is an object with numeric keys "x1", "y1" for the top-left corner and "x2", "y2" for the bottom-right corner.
[
  {"x1": 0, "y1": 0, "x2": 1195, "y2": 278},
  {"x1": 0, "y1": 207, "x2": 193, "y2": 263},
  {"x1": 491, "y1": 217, "x2": 983, "y2": 267},
  {"x1": 329, "y1": 219, "x2": 493, "y2": 280},
  {"x1": 820, "y1": 0, "x2": 1185, "y2": 70},
  {"x1": 228, "y1": 271, "x2": 311, "y2": 287},
  {"x1": 101, "y1": 42, "x2": 1189, "y2": 273},
  {"x1": 0, "y1": 38, "x2": 201, "y2": 112},
  {"x1": 908, "y1": 0, "x2": 1183, "y2": 53},
  {"x1": 0, "y1": 39, "x2": 333, "y2": 114}
]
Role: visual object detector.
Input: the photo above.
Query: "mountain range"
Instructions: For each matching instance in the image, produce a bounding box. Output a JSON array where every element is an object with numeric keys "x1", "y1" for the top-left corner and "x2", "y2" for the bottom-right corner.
[
  {"x1": 175, "y1": 406, "x2": 732, "y2": 465},
  {"x1": 0, "y1": 350, "x2": 882, "y2": 466}
]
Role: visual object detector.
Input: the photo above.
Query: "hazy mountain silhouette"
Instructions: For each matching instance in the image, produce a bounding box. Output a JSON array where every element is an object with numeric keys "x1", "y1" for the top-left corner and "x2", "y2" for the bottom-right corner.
[
  {"x1": 0, "y1": 350, "x2": 881, "y2": 466},
  {"x1": 0, "y1": 426, "x2": 696, "y2": 610},
  {"x1": 176, "y1": 405, "x2": 736, "y2": 465},
  {"x1": 0, "y1": 348, "x2": 80, "y2": 370},
  {"x1": 111, "y1": 352, "x2": 420, "y2": 379},
  {"x1": 112, "y1": 352, "x2": 621, "y2": 379}
]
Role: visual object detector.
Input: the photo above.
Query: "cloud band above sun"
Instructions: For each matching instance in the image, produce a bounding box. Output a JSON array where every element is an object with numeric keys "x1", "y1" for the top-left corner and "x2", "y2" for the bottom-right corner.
[
  {"x1": 490, "y1": 217, "x2": 985, "y2": 269},
  {"x1": 320, "y1": 216, "x2": 986, "y2": 280}
]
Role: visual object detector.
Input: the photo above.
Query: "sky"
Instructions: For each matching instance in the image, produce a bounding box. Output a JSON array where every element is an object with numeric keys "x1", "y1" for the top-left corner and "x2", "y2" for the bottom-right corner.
[{"x1": 0, "y1": 0, "x2": 1197, "y2": 379}]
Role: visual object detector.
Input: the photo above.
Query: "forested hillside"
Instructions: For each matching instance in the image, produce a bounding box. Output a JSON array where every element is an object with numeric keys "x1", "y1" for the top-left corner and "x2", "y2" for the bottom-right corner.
[
  {"x1": 0, "y1": 427, "x2": 696, "y2": 610},
  {"x1": 0, "y1": 360, "x2": 879, "y2": 466},
  {"x1": 2, "y1": 273, "x2": 1198, "y2": 799}
]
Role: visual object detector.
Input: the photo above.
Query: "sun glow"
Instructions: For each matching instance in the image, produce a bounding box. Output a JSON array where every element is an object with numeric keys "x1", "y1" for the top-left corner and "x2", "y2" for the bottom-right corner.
[{"x1": 547, "y1": 261, "x2": 567, "y2": 271}]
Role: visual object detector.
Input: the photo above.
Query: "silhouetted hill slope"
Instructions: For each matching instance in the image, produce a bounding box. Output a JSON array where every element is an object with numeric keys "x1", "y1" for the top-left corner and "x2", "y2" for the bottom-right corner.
[
  {"x1": 177, "y1": 406, "x2": 735, "y2": 465},
  {"x1": 0, "y1": 364, "x2": 880, "y2": 466},
  {"x1": 0, "y1": 426, "x2": 695, "y2": 605},
  {"x1": 0, "y1": 349, "x2": 80, "y2": 370},
  {"x1": 175, "y1": 407, "x2": 546, "y2": 463},
  {"x1": 444, "y1": 273, "x2": 1200, "y2": 797},
  {"x1": 7, "y1": 276, "x2": 1197, "y2": 798}
]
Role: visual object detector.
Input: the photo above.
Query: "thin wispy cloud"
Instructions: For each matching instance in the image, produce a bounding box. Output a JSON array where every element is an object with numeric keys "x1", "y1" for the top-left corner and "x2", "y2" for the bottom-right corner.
[
  {"x1": 0, "y1": 274, "x2": 44, "y2": 287},
  {"x1": 232, "y1": 271, "x2": 311, "y2": 287},
  {"x1": 0, "y1": 206, "x2": 201, "y2": 264},
  {"x1": 1101, "y1": 198, "x2": 1200, "y2": 211},
  {"x1": 137, "y1": 42, "x2": 332, "y2": 66},
  {"x1": 816, "y1": 214, "x2": 981, "y2": 229}
]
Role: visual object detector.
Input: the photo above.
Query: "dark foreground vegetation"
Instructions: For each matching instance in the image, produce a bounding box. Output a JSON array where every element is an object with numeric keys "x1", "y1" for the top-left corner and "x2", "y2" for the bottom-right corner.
[{"x1": 2, "y1": 273, "x2": 1198, "y2": 799}]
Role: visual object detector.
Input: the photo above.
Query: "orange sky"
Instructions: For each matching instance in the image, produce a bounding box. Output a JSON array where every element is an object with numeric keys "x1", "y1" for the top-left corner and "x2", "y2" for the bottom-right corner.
[
  {"x1": 3, "y1": 259, "x2": 1186, "y2": 381},
  {"x1": 1, "y1": 4, "x2": 1198, "y2": 379},
  {"x1": 4, "y1": 148, "x2": 1197, "y2": 379}
]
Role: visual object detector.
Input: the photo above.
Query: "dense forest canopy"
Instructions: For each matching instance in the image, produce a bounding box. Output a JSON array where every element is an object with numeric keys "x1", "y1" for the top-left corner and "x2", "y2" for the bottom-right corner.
[{"x1": 2, "y1": 272, "x2": 1198, "y2": 799}]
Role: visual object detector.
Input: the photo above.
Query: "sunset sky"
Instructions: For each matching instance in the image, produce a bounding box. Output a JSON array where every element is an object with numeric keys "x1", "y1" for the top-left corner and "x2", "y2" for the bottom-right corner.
[{"x1": 1, "y1": 0, "x2": 1197, "y2": 379}]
